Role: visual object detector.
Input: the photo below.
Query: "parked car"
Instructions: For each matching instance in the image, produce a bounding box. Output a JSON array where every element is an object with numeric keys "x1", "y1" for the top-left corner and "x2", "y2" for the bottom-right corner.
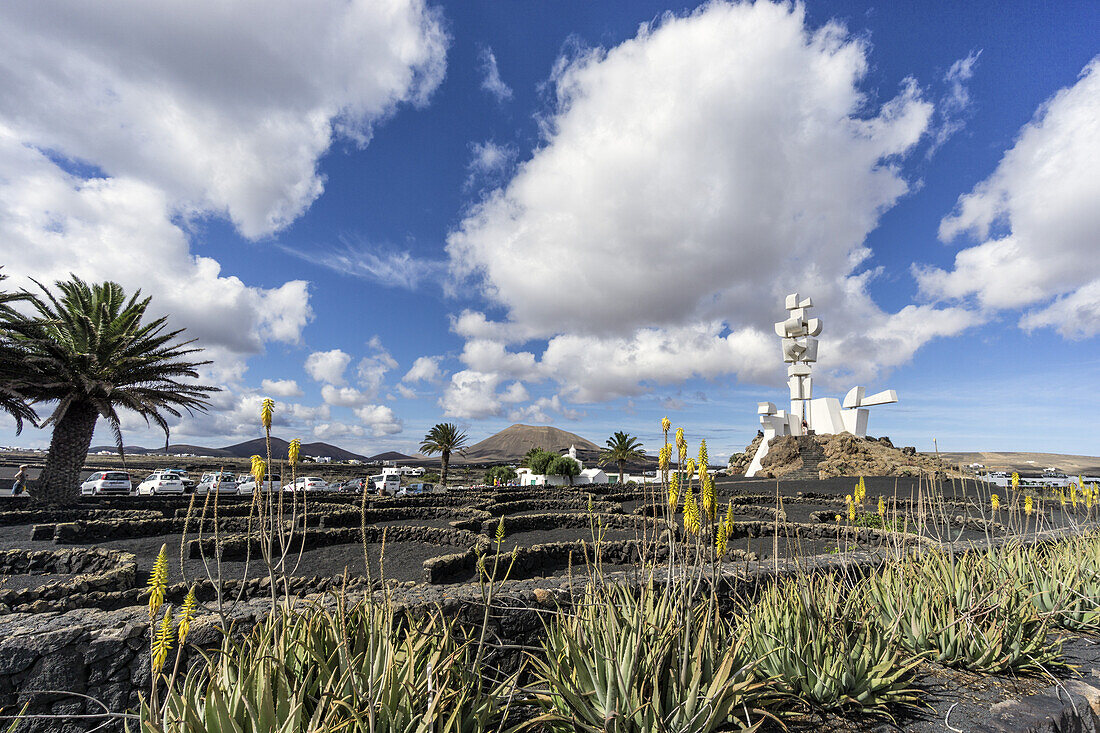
[
  {"x1": 372, "y1": 473, "x2": 401, "y2": 496},
  {"x1": 80, "y1": 471, "x2": 133, "y2": 496},
  {"x1": 136, "y1": 471, "x2": 185, "y2": 495},
  {"x1": 195, "y1": 472, "x2": 239, "y2": 495},
  {"x1": 397, "y1": 482, "x2": 434, "y2": 496},
  {"x1": 339, "y1": 478, "x2": 370, "y2": 494},
  {"x1": 285, "y1": 476, "x2": 328, "y2": 492},
  {"x1": 163, "y1": 469, "x2": 196, "y2": 492},
  {"x1": 237, "y1": 474, "x2": 281, "y2": 495}
]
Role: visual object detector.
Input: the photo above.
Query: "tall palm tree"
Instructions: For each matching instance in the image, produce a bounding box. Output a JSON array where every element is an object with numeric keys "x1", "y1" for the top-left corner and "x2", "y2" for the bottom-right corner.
[
  {"x1": 419, "y1": 422, "x2": 468, "y2": 489},
  {"x1": 8, "y1": 277, "x2": 218, "y2": 504},
  {"x1": 0, "y1": 268, "x2": 38, "y2": 433},
  {"x1": 598, "y1": 431, "x2": 646, "y2": 485}
]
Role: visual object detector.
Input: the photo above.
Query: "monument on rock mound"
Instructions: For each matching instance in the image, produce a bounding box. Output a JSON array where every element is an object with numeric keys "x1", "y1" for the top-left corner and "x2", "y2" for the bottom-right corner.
[{"x1": 744, "y1": 293, "x2": 898, "y2": 478}]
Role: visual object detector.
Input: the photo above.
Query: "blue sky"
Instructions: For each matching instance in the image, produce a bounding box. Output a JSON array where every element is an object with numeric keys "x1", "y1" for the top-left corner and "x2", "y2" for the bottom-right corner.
[{"x1": 0, "y1": 1, "x2": 1097, "y2": 459}]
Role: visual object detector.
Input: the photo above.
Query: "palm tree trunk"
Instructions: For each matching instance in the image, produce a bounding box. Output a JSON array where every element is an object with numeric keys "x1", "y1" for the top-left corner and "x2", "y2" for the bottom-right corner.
[
  {"x1": 618, "y1": 459, "x2": 625, "y2": 485},
  {"x1": 441, "y1": 452, "x2": 450, "y2": 489},
  {"x1": 38, "y1": 400, "x2": 98, "y2": 505}
]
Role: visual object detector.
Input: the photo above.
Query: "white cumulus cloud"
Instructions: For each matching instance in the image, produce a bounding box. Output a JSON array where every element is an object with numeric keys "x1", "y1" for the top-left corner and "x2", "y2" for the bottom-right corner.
[
  {"x1": 353, "y1": 404, "x2": 404, "y2": 436},
  {"x1": 305, "y1": 349, "x2": 352, "y2": 385},
  {"x1": 403, "y1": 355, "x2": 445, "y2": 383},
  {"x1": 0, "y1": 1, "x2": 447, "y2": 239},
  {"x1": 917, "y1": 57, "x2": 1100, "y2": 338},
  {"x1": 446, "y1": 1, "x2": 971, "y2": 405},
  {"x1": 261, "y1": 379, "x2": 304, "y2": 398}
]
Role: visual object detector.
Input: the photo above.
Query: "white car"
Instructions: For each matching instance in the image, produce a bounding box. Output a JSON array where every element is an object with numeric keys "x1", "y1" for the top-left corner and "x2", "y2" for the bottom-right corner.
[
  {"x1": 163, "y1": 469, "x2": 196, "y2": 492},
  {"x1": 195, "y1": 472, "x2": 239, "y2": 495},
  {"x1": 80, "y1": 471, "x2": 133, "y2": 496},
  {"x1": 237, "y1": 474, "x2": 281, "y2": 495},
  {"x1": 285, "y1": 476, "x2": 328, "y2": 492},
  {"x1": 136, "y1": 471, "x2": 185, "y2": 495}
]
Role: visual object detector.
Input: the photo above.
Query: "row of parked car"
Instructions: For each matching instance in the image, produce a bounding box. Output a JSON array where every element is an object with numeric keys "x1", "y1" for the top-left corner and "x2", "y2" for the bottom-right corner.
[{"x1": 79, "y1": 469, "x2": 436, "y2": 497}]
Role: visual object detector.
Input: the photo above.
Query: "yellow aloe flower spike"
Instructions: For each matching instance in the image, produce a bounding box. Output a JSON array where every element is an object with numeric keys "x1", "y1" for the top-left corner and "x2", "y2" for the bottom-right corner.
[
  {"x1": 252, "y1": 457, "x2": 266, "y2": 485},
  {"x1": 1025, "y1": 495, "x2": 1034, "y2": 516},
  {"x1": 845, "y1": 494, "x2": 852, "y2": 504},
  {"x1": 495, "y1": 517, "x2": 506, "y2": 543},
  {"x1": 147, "y1": 543, "x2": 168, "y2": 618},
  {"x1": 847, "y1": 502, "x2": 856, "y2": 522},
  {"x1": 683, "y1": 487, "x2": 700, "y2": 535},
  {"x1": 834, "y1": 514, "x2": 842, "y2": 523},
  {"x1": 715, "y1": 521, "x2": 728, "y2": 556},
  {"x1": 661, "y1": 416, "x2": 671, "y2": 435},
  {"x1": 152, "y1": 606, "x2": 173, "y2": 674},
  {"x1": 178, "y1": 586, "x2": 197, "y2": 646},
  {"x1": 658, "y1": 444, "x2": 670, "y2": 471},
  {"x1": 1011, "y1": 472, "x2": 1020, "y2": 490},
  {"x1": 878, "y1": 496, "x2": 885, "y2": 517},
  {"x1": 702, "y1": 475, "x2": 716, "y2": 521},
  {"x1": 260, "y1": 397, "x2": 275, "y2": 430},
  {"x1": 990, "y1": 493, "x2": 1000, "y2": 512},
  {"x1": 668, "y1": 473, "x2": 680, "y2": 511},
  {"x1": 684, "y1": 458, "x2": 696, "y2": 478},
  {"x1": 288, "y1": 438, "x2": 301, "y2": 467},
  {"x1": 698, "y1": 439, "x2": 708, "y2": 469}
]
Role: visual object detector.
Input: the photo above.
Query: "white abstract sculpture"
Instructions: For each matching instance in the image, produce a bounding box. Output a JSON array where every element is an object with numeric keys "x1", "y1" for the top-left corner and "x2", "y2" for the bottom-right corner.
[{"x1": 744, "y1": 293, "x2": 898, "y2": 477}]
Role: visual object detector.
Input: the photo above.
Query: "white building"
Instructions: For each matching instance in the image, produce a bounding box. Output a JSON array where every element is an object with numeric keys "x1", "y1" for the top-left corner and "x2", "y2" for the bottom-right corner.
[{"x1": 514, "y1": 445, "x2": 610, "y2": 486}]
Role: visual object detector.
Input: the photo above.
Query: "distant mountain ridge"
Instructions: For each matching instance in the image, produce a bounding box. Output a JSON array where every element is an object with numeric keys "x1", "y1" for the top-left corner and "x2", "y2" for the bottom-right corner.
[{"x1": 90, "y1": 437, "x2": 368, "y2": 462}]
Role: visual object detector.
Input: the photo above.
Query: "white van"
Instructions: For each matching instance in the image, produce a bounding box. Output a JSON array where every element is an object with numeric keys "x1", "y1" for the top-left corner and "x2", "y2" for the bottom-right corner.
[{"x1": 373, "y1": 473, "x2": 401, "y2": 496}]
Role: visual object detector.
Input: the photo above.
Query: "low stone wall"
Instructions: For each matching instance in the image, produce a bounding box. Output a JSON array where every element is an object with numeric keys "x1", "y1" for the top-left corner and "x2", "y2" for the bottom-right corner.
[
  {"x1": 0, "y1": 508, "x2": 165, "y2": 527},
  {"x1": 485, "y1": 511, "x2": 659, "y2": 536},
  {"x1": 49, "y1": 516, "x2": 297, "y2": 544},
  {"x1": 482, "y1": 498, "x2": 622, "y2": 516},
  {"x1": 423, "y1": 549, "x2": 476, "y2": 584},
  {"x1": 189, "y1": 524, "x2": 487, "y2": 562},
  {"x1": 320, "y1": 505, "x2": 491, "y2": 530},
  {"x1": 0, "y1": 548, "x2": 136, "y2": 614}
]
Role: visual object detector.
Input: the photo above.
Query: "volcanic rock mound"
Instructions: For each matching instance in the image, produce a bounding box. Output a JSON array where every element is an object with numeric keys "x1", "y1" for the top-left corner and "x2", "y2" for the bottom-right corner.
[{"x1": 737, "y1": 433, "x2": 950, "y2": 478}]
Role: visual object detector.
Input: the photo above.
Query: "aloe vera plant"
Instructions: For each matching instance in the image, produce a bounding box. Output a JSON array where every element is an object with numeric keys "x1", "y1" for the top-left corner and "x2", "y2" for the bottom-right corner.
[
  {"x1": 1002, "y1": 534, "x2": 1100, "y2": 631},
  {"x1": 136, "y1": 599, "x2": 516, "y2": 732},
  {"x1": 530, "y1": 582, "x2": 767, "y2": 733},
  {"x1": 868, "y1": 548, "x2": 1063, "y2": 674},
  {"x1": 744, "y1": 573, "x2": 921, "y2": 715}
]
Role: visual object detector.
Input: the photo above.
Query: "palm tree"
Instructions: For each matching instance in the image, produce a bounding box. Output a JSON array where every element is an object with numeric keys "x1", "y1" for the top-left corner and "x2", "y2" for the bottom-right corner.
[
  {"x1": 419, "y1": 422, "x2": 468, "y2": 489},
  {"x1": 598, "y1": 431, "x2": 646, "y2": 484},
  {"x1": 0, "y1": 268, "x2": 38, "y2": 433},
  {"x1": 7, "y1": 277, "x2": 218, "y2": 504}
]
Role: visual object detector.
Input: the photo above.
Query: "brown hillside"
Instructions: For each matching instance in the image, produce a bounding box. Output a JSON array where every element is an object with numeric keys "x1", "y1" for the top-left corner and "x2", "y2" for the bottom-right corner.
[{"x1": 462, "y1": 424, "x2": 602, "y2": 462}]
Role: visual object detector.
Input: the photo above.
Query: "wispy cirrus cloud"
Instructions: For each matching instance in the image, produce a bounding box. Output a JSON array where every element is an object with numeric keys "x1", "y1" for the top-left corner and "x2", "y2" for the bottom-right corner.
[
  {"x1": 478, "y1": 46, "x2": 513, "y2": 102},
  {"x1": 285, "y1": 237, "x2": 445, "y2": 290}
]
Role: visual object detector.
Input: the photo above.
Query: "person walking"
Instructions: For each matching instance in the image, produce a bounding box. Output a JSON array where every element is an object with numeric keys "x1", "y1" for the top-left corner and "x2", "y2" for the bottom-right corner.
[{"x1": 11, "y1": 465, "x2": 28, "y2": 496}]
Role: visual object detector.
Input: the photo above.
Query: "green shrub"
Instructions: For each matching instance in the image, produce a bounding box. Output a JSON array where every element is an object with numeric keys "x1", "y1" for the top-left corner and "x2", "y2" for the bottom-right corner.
[
  {"x1": 530, "y1": 582, "x2": 768, "y2": 733},
  {"x1": 867, "y1": 548, "x2": 1063, "y2": 674},
  {"x1": 743, "y1": 573, "x2": 921, "y2": 716}
]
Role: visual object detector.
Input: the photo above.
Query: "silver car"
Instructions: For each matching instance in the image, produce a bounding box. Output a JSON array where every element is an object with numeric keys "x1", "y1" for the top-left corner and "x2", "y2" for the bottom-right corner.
[{"x1": 195, "y1": 472, "x2": 239, "y2": 495}]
